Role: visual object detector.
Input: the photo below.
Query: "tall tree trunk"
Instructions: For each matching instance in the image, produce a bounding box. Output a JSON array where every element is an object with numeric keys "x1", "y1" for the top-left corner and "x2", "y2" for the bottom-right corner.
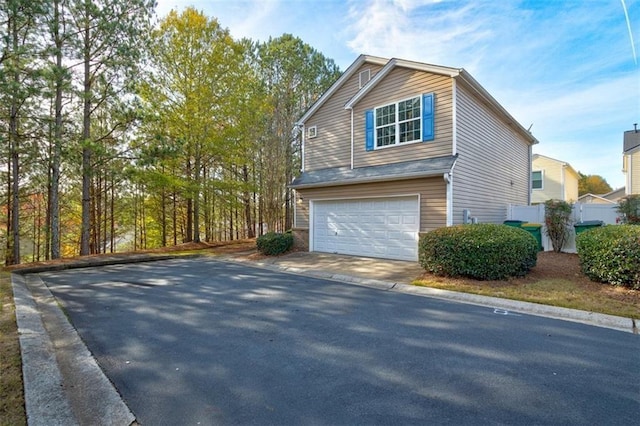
[
  {"x1": 185, "y1": 158, "x2": 193, "y2": 242},
  {"x1": 172, "y1": 190, "x2": 177, "y2": 245},
  {"x1": 193, "y1": 153, "x2": 201, "y2": 243},
  {"x1": 80, "y1": 6, "x2": 92, "y2": 256},
  {"x1": 9, "y1": 17, "x2": 21, "y2": 265},
  {"x1": 110, "y1": 172, "x2": 115, "y2": 252},
  {"x1": 242, "y1": 165, "x2": 255, "y2": 238},
  {"x1": 50, "y1": 0, "x2": 63, "y2": 259}
]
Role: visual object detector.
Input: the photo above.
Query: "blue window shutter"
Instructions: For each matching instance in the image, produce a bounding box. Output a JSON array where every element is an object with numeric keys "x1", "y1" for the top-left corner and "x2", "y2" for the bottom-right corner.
[
  {"x1": 365, "y1": 109, "x2": 374, "y2": 151},
  {"x1": 422, "y1": 93, "x2": 434, "y2": 141}
]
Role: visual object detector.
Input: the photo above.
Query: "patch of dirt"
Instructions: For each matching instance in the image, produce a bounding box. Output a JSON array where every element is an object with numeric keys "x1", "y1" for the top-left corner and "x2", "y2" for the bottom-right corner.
[
  {"x1": 419, "y1": 251, "x2": 640, "y2": 306},
  {"x1": 3, "y1": 239, "x2": 258, "y2": 272}
]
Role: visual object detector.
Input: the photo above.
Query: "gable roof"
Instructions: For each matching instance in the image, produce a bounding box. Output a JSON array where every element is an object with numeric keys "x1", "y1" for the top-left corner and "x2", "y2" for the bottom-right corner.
[
  {"x1": 343, "y1": 57, "x2": 538, "y2": 146},
  {"x1": 603, "y1": 187, "x2": 626, "y2": 201},
  {"x1": 532, "y1": 154, "x2": 579, "y2": 178},
  {"x1": 296, "y1": 54, "x2": 388, "y2": 125},
  {"x1": 624, "y1": 129, "x2": 640, "y2": 153},
  {"x1": 576, "y1": 193, "x2": 617, "y2": 204},
  {"x1": 290, "y1": 155, "x2": 458, "y2": 189}
]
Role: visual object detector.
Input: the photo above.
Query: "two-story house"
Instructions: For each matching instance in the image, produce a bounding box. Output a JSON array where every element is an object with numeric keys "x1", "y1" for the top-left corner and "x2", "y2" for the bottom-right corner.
[
  {"x1": 623, "y1": 127, "x2": 640, "y2": 195},
  {"x1": 290, "y1": 55, "x2": 538, "y2": 261},
  {"x1": 530, "y1": 154, "x2": 579, "y2": 204}
]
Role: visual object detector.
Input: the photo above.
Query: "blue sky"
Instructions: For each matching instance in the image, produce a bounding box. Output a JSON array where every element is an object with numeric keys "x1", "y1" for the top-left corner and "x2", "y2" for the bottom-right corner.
[{"x1": 155, "y1": 0, "x2": 639, "y2": 190}]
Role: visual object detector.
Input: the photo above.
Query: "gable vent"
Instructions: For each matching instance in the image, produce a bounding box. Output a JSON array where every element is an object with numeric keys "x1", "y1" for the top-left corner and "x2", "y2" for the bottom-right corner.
[{"x1": 359, "y1": 69, "x2": 371, "y2": 88}]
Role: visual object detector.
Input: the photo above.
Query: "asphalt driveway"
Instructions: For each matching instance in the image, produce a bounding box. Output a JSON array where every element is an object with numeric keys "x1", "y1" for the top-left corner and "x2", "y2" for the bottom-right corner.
[{"x1": 38, "y1": 257, "x2": 639, "y2": 425}]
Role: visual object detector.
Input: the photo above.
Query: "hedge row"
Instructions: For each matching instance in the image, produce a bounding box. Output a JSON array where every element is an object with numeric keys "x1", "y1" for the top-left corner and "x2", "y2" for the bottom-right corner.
[
  {"x1": 418, "y1": 224, "x2": 538, "y2": 280},
  {"x1": 576, "y1": 225, "x2": 640, "y2": 289}
]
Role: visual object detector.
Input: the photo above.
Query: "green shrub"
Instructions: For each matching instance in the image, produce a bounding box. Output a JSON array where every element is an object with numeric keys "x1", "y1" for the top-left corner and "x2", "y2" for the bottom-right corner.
[
  {"x1": 576, "y1": 225, "x2": 640, "y2": 289},
  {"x1": 418, "y1": 224, "x2": 538, "y2": 280},
  {"x1": 256, "y1": 231, "x2": 293, "y2": 256},
  {"x1": 544, "y1": 199, "x2": 573, "y2": 252},
  {"x1": 617, "y1": 195, "x2": 640, "y2": 224}
]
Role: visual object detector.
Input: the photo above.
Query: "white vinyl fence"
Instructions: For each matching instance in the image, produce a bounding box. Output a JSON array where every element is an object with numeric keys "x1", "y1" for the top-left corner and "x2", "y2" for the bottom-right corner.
[{"x1": 506, "y1": 203, "x2": 621, "y2": 253}]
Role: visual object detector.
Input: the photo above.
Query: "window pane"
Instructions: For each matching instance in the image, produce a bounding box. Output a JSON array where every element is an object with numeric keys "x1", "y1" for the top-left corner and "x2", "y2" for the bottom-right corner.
[
  {"x1": 376, "y1": 104, "x2": 395, "y2": 127},
  {"x1": 532, "y1": 171, "x2": 543, "y2": 189},
  {"x1": 376, "y1": 125, "x2": 395, "y2": 147},
  {"x1": 399, "y1": 97, "x2": 420, "y2": 122},
  {"x1": 399, "y1": 119, "x2": 420, "y2": 143}
]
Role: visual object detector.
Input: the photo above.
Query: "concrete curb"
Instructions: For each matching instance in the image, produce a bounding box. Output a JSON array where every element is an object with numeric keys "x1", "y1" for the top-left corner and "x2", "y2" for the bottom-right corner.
[
  {"x1": 12, "y1": 273, "x2": 136, "y2": 426},
  {"x1": 225, "y1": 257, "x2": 639, "y2": 335},
  {"x1": 10, "y1": 253, "x2": 637, "y2": 425}
]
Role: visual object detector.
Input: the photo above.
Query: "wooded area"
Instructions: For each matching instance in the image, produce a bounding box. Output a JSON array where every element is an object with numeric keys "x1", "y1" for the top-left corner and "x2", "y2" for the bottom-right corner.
[{"x1": 0, "y1": 2, "x2": 341, "y2": 265}]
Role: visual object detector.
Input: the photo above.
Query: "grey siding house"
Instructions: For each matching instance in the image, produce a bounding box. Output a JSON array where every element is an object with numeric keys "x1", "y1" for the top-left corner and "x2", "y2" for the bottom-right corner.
[{"x1": 291, "y1": 55, "x2": 538, "y2": 261}]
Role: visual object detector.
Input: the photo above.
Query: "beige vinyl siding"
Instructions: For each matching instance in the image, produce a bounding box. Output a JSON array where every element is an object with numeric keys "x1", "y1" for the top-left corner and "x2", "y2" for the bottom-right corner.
[
  {"x1": 564, "y1": 168, "x2": 580, "y2": 202},
  {"x1": 453, "y1": 82, "x2": 531, "y2": 224},
  {"x1": 352, "y1": 68, "x2": 454, "y2": 168},
  {"x1": 531, "y1": 156, "x2": 579, "y2": 203},
  {"x1": 631, "y1": 150, "x2": 640, "y2": 194},
  {"x1": 304, "y1": 63, "x2": 384, "y2": 171},
  {"x1": 293, "y1": 178, "x2": 446, "y2": 231},
  {"x1": 532, "y1": 156, "x2": 563, "y2": 203}
]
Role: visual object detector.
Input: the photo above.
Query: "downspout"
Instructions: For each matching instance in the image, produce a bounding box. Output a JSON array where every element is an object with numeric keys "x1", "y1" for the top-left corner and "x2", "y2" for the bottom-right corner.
[
  {"x1": 446, "y1": 158, "x2": 458, "y2": 227},
  {"x1": 447, "y1": 79, "x2": 458, "y2": 226},
  {"x1": 561, "y1": 163, "x2": 567, "y2": 201},
  {"x1": 348, "y1": 107, "x2": 354, "y2": 169},
  {"x1": 528, "y1": 145, "x2": 532, "y2": 205}
]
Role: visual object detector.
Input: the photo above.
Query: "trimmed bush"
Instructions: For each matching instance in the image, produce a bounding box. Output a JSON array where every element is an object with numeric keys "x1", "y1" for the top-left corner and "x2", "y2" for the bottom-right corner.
[
  {"x1": 576, "y1": 225, "x2": 640, "y2": 289},
  {"x1": 419, "y1": 224, "x2": 538, "y2": 280},
  {"x1": 256, "y1": 231, "x2": 293, "y2": 256}
]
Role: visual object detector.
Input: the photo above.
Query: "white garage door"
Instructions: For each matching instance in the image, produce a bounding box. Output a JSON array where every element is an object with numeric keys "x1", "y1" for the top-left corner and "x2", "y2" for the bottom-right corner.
[{"x1": 312, "y1": 196, "x2": 419, "y2": 261}]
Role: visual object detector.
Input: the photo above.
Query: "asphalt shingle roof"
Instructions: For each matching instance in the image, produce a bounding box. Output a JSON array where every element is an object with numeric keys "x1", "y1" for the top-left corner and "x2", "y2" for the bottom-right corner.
[{"x1": 290, "y1": 155, "x2": 458, "y2": 188}]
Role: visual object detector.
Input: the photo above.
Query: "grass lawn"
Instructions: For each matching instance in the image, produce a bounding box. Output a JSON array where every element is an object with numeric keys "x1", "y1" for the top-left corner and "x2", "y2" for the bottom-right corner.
[
  {"x1": 1, "y1": 244, "x2": 638, "y2": 423},
  {"x1": 0, "y1": 272, "x2": 26, "y2": 426}
]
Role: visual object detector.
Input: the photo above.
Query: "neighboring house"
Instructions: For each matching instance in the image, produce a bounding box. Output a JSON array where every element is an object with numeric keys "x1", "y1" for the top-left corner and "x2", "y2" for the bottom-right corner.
[
  {"x1": 530, "y1": 154, "x2": 579, "y2": 204},
  {"x1": 576, "y1": 193, "x2": 617, "y2": 204},
  {"x1": 623, "y1": 128, "x2": 640, "y2": 195},
  {"x1": 603, "y1": 187, "x2": 626, "y2": 202},
  {"x1": 289, "y1": 55, "x2": 538, "y2": 261}
]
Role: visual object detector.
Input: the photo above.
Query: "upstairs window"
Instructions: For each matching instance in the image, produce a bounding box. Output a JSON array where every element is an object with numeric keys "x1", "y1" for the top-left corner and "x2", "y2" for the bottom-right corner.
[
  {"x1": 365, "y1": 93, "x2": 434, "y2": 151},
  {"x1": 532, "y1": 170, "x2": 543, "y2": 189},
  {"x1": 375, "y1": 96, "x2": 421, "y2": 147}
]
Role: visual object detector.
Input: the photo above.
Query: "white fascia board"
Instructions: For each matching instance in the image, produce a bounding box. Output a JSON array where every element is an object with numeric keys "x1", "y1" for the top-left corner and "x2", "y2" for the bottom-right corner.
[
  {"x1": 344, "y1": 58, "x2": 460, "y2": 110},
  {"x1": 297, "y1": 54, "x2": 388, "y2": 125}
]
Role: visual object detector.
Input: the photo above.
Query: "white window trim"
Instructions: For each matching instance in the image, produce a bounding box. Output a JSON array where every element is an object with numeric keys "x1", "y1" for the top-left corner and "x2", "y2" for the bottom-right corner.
[
  {"x1": 532, "y1": 170, "x2": 544, "y2": 190},
  {"x1": 373, "y1": 95, "x2": 422, "y2": 150}
]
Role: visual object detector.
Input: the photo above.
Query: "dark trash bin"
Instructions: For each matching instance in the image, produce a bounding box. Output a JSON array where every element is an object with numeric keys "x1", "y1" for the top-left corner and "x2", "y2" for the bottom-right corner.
[
  {"x1": 521, "y1": 223, "x2": 543, "y2": 251},
  {"x1": 503, "y1": 220, "x2": 527, "y2": 227},
  {"x1": 574, "y1": 220, "x2": 604, "y2": 235}
]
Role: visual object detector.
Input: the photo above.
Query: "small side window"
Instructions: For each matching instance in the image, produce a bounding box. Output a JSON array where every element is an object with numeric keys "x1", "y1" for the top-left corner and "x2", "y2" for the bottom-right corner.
[
  {"x1": 532, "y1": 170, "x2": 543, "y2": 190},
  {"x1": 307, "y1": 125, "x2": 317, "y2": 139}
]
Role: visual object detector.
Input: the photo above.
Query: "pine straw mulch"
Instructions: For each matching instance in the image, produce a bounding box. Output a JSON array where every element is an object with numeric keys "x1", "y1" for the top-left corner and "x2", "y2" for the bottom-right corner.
[{"x1": 418, "y1": 251, "x2": 640, "y2": 308}]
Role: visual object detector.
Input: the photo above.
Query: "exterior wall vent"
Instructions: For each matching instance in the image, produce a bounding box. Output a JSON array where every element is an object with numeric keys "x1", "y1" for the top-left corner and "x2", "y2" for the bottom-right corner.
[
  {"x1": 359, "y1": 69, "x2": 371, "y2": 88},
  {"x1": 307, "y1": 125, "x2": 318, "y2": 139}
]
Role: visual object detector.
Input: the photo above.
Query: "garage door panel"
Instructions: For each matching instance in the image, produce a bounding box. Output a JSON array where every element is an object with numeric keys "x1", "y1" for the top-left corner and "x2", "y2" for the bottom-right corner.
[{"x1": 312, "y1": 196, "x2": 419, "y2": 261}]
